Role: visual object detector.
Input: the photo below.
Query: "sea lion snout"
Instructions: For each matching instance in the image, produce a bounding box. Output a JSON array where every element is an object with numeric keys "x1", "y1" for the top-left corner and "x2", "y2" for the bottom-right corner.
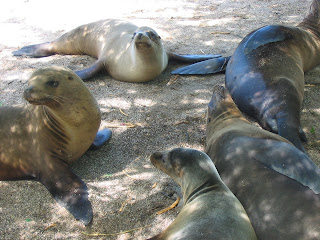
[
  {"x1": 207, "y1": 85, "x2": 227, "y2": 119},
  {"x1": 150, "y1": 150, "x2": 181, "y2": 180},
  {"x1": 150, "y1": 151, "x2": 165, "y2": 168},
  {"x1": 134, "y1": 32, "x2": 153, "y2": 48},
  {"x1": 207, "y1": 85, "x2": 242, "y2": 123},
  {"x1": 208, "y1": 86, "x2": 225, "y2": 110},
  {"x1": 23, "y1": 85, "x2": 43, "y2": 104}
]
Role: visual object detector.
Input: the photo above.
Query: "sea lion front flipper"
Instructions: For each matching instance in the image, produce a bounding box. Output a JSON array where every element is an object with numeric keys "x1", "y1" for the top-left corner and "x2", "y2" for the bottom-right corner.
[
  {"x1": 239, "y1": 136, "x2": 320, "y2": 194},
  {"x1": 39, "y1": 160, "x2": 93, "y2": 225},
  {"x1": 244, "y1": 25, "x2": 289, "y2": 54},
  {"x1": 75, "y1": 60, "x2": 105, "y2": 80},
  {"x1": 12, "y1": 42, "x2": 54, "y2": 57},
  {"x1": 171, "y1": 57, "x2": 230, "y2": 75},
  {"x1": 89, "y1": 128, "x2": 112, "y2": 150},
  {"x1": 167, "y1": 52, "x2": 222, "y2": 63}
]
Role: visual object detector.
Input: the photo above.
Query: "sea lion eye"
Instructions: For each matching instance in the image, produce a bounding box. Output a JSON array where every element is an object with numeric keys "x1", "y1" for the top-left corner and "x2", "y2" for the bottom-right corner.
[
  {"x1": 147, "y1": 31, "x2": 158, "y2": 40},
  {"x1": 68, "y1": 76, "x2": 73, "y2": 80},
  {"x1": 208, "y1": 117, "x2": 211, "y2": 123},
  {"x1": 46, "y1": 80, "x2": 59, "y2": 88}
]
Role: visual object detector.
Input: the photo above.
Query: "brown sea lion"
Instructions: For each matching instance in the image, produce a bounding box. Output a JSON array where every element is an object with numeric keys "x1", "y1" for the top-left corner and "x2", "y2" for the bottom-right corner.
[
  {"x1": 0, "y1": 66, "x2": 109, "y2": 225},
  {"x1": 12, "y1": 19, "x2": 220, "y2": 82},
  {"x1": 149, "y1": 147, "x2": 257, "y2": 240},
  {"x1": 206, "y1": 85, "x2": 320, "y2": 239},
  {"x1": 172, "y1": 0, "x2": 320, "y2": 154}
]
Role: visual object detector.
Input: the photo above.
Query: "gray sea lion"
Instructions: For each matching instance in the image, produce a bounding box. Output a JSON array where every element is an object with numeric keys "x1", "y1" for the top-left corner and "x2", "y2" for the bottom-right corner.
[
  {"x1": 149, "y1": 147, "x2": 257, "y2": 240},
  {"x1": 12, "y1": 19, "x2": 220, "y2": 82},
  {"x1": 173, "y1": 0, "x2": 320, "y2": 153},
  {"x1": 0, "y1": 66, "x2": 110, "y2": 225},
  {"x1": 206, "y1": 85, "x2": 320, "y2": 239}
]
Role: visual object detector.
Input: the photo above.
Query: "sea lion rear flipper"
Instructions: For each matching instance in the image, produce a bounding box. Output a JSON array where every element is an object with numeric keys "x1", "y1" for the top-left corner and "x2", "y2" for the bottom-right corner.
[
  {"x1": 299, "y1": 126, "x2": 308, "y2": 142},
  {"x1": 277, "y1": 117, "x2": 307, "y2": 154},
  {"x1": 12, "y1": 42, "x2": 54, "y2": 57},
  {"x1": 171, "y1": 57, "x2": 230, "y2": 75},
  {"x1": 241, "y1": 136, "x2": 320, "y2": 194},
  {"x1": 168, "y1": 52, "x2": 222, "y2": 63},
  {"x1": 39, "y1": 161, "x2": 93, "y2": 225},
  {"x1": 89, "y1": 128, "x2": 112, "y2": 150},
  {"x1": 75, "y1": 60, "x2": 105, "y2": 80}
]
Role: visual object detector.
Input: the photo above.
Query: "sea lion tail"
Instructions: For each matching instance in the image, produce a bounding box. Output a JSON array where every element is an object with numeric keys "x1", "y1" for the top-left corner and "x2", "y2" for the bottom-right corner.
[
  {"x1": 12, "y1": 42, "x2": 54, "y2": 58},
  {"x1": 171, "y1": 56, "x2": 230, "y2": 75}
]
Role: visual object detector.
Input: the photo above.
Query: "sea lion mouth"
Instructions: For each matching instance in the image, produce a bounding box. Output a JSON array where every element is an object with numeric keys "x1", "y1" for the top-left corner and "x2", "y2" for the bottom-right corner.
[
  {"x1": 135, "y1": 41, "x2": 152, "y2": 48},
  {"x1": 133, "y1": 32, "x2": 154, "y2": 49},
  {"x1": 24, "y1": 86, "x2": 60, "y2": 106},
  {"x1": 27, "y1": 98, "x2": 53, "y2": 105}
]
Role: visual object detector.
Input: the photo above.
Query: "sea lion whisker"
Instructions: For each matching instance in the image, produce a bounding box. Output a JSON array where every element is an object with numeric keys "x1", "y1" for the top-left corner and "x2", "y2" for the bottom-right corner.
[{"x1": 45, "y1": 95, "x2": 71, "y2": 104}]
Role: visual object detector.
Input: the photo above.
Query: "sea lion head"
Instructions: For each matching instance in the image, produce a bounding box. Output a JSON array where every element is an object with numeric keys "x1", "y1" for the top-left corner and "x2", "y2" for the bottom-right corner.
[
  {"x1": 207, "y1": 85, "x2": 243, "y2": 129},
  {"x1": 132, "y1": 27, "x2": 162, "y2": 50},
  {"x1": 150, "y1": 147, "x2": 219, "y2": 186},
  {"x1": 24, "y1": 66, "x2": 93, "y2": 108}
]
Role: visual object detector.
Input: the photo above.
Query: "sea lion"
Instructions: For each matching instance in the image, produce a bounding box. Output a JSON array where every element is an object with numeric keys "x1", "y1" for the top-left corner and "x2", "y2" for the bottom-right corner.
[
  {"x1": 205, "y1": 85, "x2": 320, "y2": 239},
  {"x1": 149, "y1": 147, "x2": 257, "y2": 240},
  {"x1": 12, "y1": 19, "x2": 220, "y2": 82},
  {"x1": 0, "y1": 66, "x2": 110, "y2": 225},
  {"x1": 173, "y1": 0, "x2": 320, "y2": 153}
]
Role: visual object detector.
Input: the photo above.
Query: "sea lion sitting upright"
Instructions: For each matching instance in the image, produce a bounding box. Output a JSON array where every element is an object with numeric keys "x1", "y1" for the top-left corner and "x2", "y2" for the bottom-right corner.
[
  {"x1": 0, "y1": 66, "x2": 110, "y2": 225},
  {"x1": 173, "y1": 0, "x2": 320, "y2": 153},
  {"x1": 12, "y1": 19, "x2": 220, "y2": 82},
  {"x1": 206, "y1": 85, "x2": 320, "y2": 239},
  {"x1": 149, "y1": 147, "x2": 257, "y2": 240}
]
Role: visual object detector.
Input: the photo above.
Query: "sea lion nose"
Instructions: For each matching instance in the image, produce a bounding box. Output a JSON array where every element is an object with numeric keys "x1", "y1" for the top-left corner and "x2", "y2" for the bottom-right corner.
[
  {"x1": 137, "y1": 32, "x2": 143, "y2": 39},
  {"x1": 150, "y1": 151, "x2": 164, "y2": 165}
]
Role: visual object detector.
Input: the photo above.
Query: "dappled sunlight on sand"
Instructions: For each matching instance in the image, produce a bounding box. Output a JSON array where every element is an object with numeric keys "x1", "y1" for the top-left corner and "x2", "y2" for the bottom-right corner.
[{"x1": 1, "y1": 0, "x2": 320, "y2": 239}]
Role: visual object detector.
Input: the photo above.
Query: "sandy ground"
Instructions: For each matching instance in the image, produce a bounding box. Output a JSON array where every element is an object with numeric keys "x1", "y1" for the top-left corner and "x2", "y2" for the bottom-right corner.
[{"x1": 0, "y1": 0, "x2": 319, "y2": 239}]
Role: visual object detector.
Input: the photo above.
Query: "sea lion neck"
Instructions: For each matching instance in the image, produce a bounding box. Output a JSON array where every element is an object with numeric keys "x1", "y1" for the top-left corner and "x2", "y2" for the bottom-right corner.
[
  {"x1": 40, "y1": 106, "x2": 71, "y2": 156},
  {"x1": 180, "y1": 160, "x2": 225, "y2": 205},
  {"x1": 183, "y1": 180, "x2": 222, "y2": 205},
  {"x1": 208, "y1": 108, "x2": 248, "y2": 134}
]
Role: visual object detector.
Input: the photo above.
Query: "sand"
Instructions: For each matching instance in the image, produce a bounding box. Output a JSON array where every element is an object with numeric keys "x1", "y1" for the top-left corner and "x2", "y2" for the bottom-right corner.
[{"x1": 0, "y1": 0, "x2": 319, "y2": 239}]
